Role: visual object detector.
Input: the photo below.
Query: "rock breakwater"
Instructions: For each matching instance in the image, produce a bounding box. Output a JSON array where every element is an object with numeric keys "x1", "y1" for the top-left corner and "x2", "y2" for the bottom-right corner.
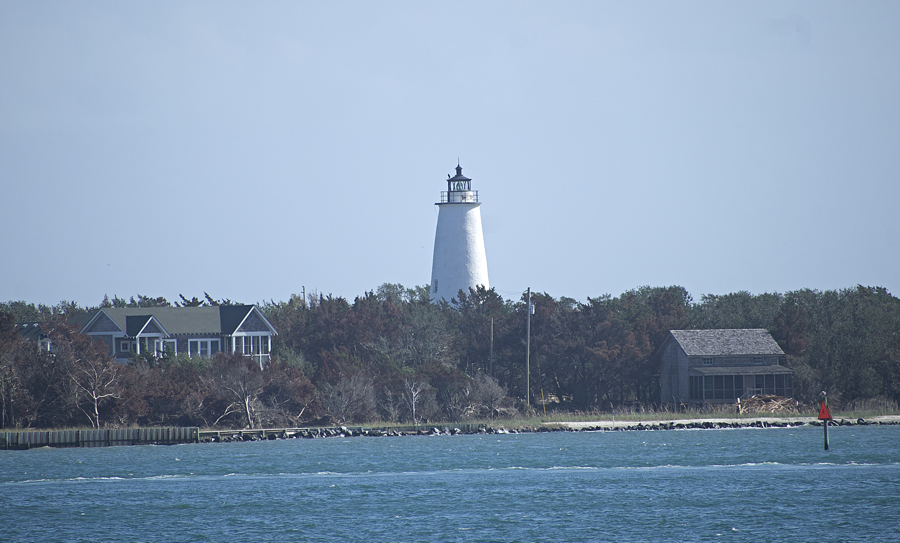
[{"x1": 199, "y1": 418, "x2": 898, "y2": 443}]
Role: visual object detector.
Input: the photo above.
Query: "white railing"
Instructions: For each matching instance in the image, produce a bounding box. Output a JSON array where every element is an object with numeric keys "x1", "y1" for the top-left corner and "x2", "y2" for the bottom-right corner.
[{"x1": 439, "y1": 190, "x2": 478, "y2": 203}]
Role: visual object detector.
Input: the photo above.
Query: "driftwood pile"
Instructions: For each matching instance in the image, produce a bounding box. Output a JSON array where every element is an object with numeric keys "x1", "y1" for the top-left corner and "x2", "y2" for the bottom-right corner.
[{"x1": 737, "y1": 395, "x2": 797, "y2": 414}]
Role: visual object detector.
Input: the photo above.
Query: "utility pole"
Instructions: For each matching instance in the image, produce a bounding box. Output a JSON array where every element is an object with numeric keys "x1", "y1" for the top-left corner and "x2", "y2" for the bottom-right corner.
[
  {"x1": 490, "y1": 318, "x2": 494, "y2": 378},
  {"x1": 526, "y1": 287, "x2": 531, "y2": 406}
]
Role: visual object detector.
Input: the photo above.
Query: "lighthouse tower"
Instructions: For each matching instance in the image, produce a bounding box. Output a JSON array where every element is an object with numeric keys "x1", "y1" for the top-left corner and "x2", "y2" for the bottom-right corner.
[{"x1": 430, "y1": 164, "x2": 489, "y2": 303}]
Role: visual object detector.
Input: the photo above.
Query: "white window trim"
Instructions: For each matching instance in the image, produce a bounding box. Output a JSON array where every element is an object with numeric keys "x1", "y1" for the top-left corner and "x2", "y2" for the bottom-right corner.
[
  {"x1": 232, "y1": 333, "x2": 272, "y2": 369},
  {"x1": 134, "y1": 334, "x2": 166, "y2": 355},
  {"x1": 232, "y1": 333, "x2": 271, "y2": 355},
  {"x1": 161, "y1": 339, "x2": 177, "y2": 356},
  {"x1": 188, "y1": 338, "x2": 221, "y2": 358}
]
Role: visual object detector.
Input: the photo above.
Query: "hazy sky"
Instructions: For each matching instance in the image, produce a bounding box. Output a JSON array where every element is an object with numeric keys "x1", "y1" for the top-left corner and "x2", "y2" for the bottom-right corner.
[{"x1": 2, "y1": 2, "x2": 898, "y2": 307}]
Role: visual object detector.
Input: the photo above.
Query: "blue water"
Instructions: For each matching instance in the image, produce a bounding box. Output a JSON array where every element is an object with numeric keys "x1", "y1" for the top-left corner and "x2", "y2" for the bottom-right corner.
[{"x1": 1, "y1": 425, "x2": 897, "y2": 542}]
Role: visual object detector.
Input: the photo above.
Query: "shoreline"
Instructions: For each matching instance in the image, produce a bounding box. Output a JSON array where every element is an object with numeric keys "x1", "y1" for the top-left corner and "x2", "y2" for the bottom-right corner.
[
  {"x1": 201, "y1": 415, "x2": 900, "y2": 443},
  {"x1": 5, "y1": 416, "x2": 898, "y2": 449},
  {"x1": 557, "y1": 414, "x2": 900, "y2": 431}
]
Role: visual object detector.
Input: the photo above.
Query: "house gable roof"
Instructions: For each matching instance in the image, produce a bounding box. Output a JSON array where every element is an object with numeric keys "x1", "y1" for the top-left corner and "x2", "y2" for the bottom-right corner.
[
  {"x1": 15, "y1": 322, "x2": 48, "y2": 342},
  {"x1": 125, "y1": 315, "x2": 168, "y2": 337},
  {"x1": 669, "y1": 329, "x2": 784, "y2": 357},
  {"x1": 80, "y1": 306, "x2": 276, "y2": 337},
  {"x1": 81, "y1": 310, "x2": 123, "y2": 335},
  {"x1": 220, "y1": 305, "x2": 256, "y2": 334},
  {"x1": 223, "y1": 305, "x2": 278, "y2": 335}
]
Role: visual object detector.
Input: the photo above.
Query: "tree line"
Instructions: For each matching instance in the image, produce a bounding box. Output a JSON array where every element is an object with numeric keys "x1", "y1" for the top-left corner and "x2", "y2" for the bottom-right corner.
[{"x1": 1, "y1": 284, "x2": 898, "y2": 429}]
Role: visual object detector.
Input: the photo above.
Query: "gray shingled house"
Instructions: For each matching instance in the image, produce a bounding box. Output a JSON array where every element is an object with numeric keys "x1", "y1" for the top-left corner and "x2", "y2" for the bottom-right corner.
[
  {"x1": 658, "y1": 329, "x2": 793, "y2": 405},
  {"x1": 14, "y1": 322, "x2": 53, "y2": 353},
  {"x1": 79, "y1": 305, "x2": 277, "y2": 367}
]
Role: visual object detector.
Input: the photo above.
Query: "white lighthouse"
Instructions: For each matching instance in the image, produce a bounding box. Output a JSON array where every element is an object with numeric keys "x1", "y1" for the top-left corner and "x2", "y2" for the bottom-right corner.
[{"x1": 430, "y1": 164, "x2": 489, "y2": 303}]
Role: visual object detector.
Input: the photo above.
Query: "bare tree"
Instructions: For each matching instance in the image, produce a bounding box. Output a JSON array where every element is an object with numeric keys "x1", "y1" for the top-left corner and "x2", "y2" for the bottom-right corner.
[
  {"x1": 257, "y1": 365, "x2": 318, "y2": 427},
  {"x1": 0, "y1": 351, "x2": 21, "y2": 428},
  {"x1": 70, "y1": 356, "x2": 121, "y2": 429},
  {"x1": 40, "y1": 319, "x2": 120, "y2": 429},
  {"x1": 403, "y1": 378, "x2": 431, "y2": 424},
  {"x1": 206, "y1": 354, "x2": 266, "y2": 429},
  {"x1": 378, "y1": 386, "x2": 402, "y2": 423},
  {"x1": 322, "y1": 373, "x2": 376, "y2": 424},
  {"x1": 0, "y1": 312, "x2": 20, "y2": 427},
  {"x1": 441, "y1": 379, "x2": 473, "y2": 422}
]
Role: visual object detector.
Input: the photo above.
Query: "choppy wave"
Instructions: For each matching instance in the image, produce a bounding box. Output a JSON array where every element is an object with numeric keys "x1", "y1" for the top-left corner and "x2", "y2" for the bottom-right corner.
[{"x1": 2, "y1": 426, "x2": 898, "y2": 543}]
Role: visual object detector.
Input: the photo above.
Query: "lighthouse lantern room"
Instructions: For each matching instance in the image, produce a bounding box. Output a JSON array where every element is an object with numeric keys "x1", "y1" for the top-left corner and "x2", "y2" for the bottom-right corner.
[{"x1": 442, "y1": 165, "x2": 477, "y2": 203}]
